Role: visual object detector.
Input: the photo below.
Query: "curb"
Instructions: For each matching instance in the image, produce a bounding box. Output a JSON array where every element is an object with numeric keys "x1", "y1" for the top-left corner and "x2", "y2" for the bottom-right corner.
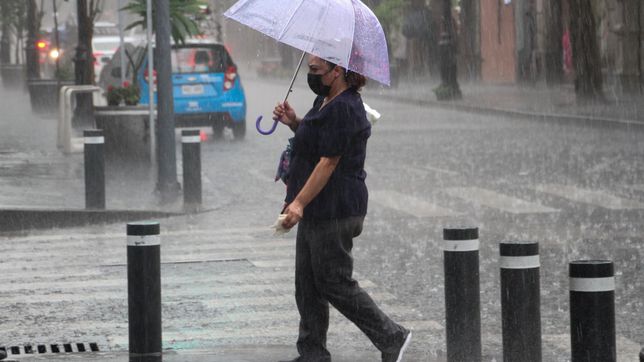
[
  {"x1": 0, "y1": 208, "x2": 184, "y2": 233},
  {"x1": 363, "y1": 90, "x2": 644, "y2": 128}
]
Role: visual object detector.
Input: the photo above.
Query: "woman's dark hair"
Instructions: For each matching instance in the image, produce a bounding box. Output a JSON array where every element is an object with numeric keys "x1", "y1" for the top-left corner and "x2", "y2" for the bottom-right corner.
[{"x1": 324, "y1": 60, "x2": 367, "y2": 91}]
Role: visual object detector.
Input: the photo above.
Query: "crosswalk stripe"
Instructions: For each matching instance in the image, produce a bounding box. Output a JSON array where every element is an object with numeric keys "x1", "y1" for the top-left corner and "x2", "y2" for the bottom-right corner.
[
  {"x1": 420, "y1": 165, "x2": 460, "y2": 176},
  {"x1": 202, "y1": 291, "x2": 395, "y2": 310},
  {"x1": 541, "y1": 334, "x2": 641, "y2": 358},
  {"x1": 0, "y1": 277, "x2": 376, "y2": 297},
  {"x1": 629, "y1": 184, "x2": 644, "y2": 193},
  {"x1": 0, "y1": 270, "x2": 298, "y2": 292},
  {"x1": 0, "y1": 227, "x2": 271, "y2": 244},
  {"x1": 370, "y1": 190, "x2": 461, "y2": 217},
  {"x1": 0, "y1": 280, "x2": 380, "y2": 304},
  {"x1": 222, "y1": 305, "x2": 423, "y2": 323},
  {"x1": 250, "y1": 258, "x2": 294, "y2": 268},
  {"x1": 444, "y1": 187, "x2": 559, "y2": 214},
  {"x1": 1, "y1": 239, "x2": 295, "y2": 260},
  {"x1": 537, "y1": 184, "x2": 644, "y2": 210},
  {"x1": 0, "y1": 234, "x2": 260, "y2": 251},
  {"x1": 95, "y1": 319, "x2": 444, "y2": 348},
  {"x1": 0, "y1": 249, "x2": 294, "y2": 271}
]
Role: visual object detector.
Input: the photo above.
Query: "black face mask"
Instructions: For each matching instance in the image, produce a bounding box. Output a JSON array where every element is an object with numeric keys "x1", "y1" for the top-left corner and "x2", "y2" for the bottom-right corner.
[{"x1": 307, "y1": 70, "x2": 333, "y2": 96}]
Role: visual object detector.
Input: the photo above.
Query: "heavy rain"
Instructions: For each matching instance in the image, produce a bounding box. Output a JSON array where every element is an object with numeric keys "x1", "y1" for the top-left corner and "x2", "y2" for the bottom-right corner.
[{"x1": 0, "y1": 0, "x2": 642, "y2": 361}]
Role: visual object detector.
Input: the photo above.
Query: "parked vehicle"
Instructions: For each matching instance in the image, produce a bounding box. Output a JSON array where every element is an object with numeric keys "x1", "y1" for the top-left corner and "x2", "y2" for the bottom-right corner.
[
  {"x1": 92, "y1": 22, "x2": 139, "y2": 82},
  {"x1": 99, "y1": 39, "x2": 247, "y2": 140}
]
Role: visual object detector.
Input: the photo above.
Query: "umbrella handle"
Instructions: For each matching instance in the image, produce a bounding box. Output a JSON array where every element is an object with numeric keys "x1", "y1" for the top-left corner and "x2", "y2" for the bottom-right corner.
[
  {"x1": 256, "y1": 115, "x2": 279, "y2": 135},
  {"x1": 256, "y1": 51, "x2": 306, "y2": 136}
]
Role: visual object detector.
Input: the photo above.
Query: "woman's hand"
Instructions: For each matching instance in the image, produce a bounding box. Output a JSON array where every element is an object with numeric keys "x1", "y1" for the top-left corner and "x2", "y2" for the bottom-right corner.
[
  {"x1": 273, "y1": 101, "x2": 298, "y2": 129},
  {"x1": 281, "y1": 199, "x2": 304, "y2": 229}
]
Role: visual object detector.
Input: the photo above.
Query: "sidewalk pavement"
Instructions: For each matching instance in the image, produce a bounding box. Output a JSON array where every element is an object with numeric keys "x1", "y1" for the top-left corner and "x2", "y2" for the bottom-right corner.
[
  {"x1": 362, "y1": 75, "x2": 644, "y2": 126},
  {"x1": 5, "y1": 346, "x2": 403, "y2": 362}
]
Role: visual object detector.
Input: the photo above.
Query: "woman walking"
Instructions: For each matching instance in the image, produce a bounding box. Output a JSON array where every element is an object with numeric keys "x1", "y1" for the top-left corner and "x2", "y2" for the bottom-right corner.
[{"x1": 273, "y1": 54, "x2": 412, "y2": 362}]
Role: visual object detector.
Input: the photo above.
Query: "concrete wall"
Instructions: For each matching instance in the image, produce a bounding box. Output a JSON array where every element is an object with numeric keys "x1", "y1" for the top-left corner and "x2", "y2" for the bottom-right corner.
[{"x1": 480, "y1": 0, "x2": 517, "y2": 82}]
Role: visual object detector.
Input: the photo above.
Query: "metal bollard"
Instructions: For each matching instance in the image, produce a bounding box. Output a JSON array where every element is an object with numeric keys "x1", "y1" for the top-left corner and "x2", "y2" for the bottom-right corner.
[
  {"x1": 181, "y1": 129, "x2": 202, "y2": 211},
  {"x1": 569, "y1": 260, "x2": 616, "y2": 362},
  {"x1": 127, "y1": 221, "x2": 162, "y2": 357},
  {"x1": 443, "y1": 227, "x2": 481, "y2": 362},
  {"x1": 84, "y1": 129, "x2": 105, "y2": 209},
  {"x1": 500, "y1": 241, "x2": 541, "y2": 362}
]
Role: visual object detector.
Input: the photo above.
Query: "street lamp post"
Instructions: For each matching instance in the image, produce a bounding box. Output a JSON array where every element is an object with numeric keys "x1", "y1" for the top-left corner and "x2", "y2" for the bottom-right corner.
[
  {"x1": 154, "y1": 0, "x2": 180, "y2": 203},
  {"x1": 436, "y1": 0, "x2": 462, "y2": 100}
]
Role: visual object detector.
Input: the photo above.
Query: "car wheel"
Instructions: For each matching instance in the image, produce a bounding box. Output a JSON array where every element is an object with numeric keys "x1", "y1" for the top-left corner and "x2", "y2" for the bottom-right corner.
[
  {"x1": 212, "y1": 123, "x2": 224, "y2": 140},
  {"x1": 232, "y1": 119, "x2": 246, "y2": 140}
]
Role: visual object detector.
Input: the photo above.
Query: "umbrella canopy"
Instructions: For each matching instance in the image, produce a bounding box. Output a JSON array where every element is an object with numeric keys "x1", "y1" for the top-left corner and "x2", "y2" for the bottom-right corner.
[{"x1": 224, "y1": 0, "x2": 390, "y2": 86}]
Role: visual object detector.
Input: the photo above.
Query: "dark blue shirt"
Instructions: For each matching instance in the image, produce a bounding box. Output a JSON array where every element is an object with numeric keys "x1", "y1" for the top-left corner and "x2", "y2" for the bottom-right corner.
[{"x1": 285, "y1": 88, "x2": 371, "y2": 220}]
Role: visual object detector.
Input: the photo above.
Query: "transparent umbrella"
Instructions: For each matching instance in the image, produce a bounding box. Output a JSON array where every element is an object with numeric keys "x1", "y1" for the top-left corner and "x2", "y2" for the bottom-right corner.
[{"x1": 224, "y1": 0, "x2": 390, "y2": 134}]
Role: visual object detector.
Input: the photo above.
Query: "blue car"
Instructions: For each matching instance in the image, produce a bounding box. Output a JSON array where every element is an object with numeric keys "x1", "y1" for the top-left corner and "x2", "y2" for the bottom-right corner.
[{"x1": 102, "y1": 41, "x2": 247, "y2": 140}]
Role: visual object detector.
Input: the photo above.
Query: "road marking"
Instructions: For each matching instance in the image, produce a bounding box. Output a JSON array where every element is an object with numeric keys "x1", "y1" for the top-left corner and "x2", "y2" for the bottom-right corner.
[
  {"x1": 536, "y1": 184, "x2": 644, "y2": 210},
  {"x1": 421, "y1": 165, "x2": 460, "y2": 176},
  {"x1": 542, "y1": 333, "x2": 641, "y2": 358},
  {"x1": 0, "y1": 238, "x2": 294, "y2": 257},
  {"x1": 0, "y1": 248, "x2": 294, "y2": 271},
  {"x1": 0, "y1": 270, "x2": 297, "y2": 292},
  {"x1": 222, "y1": 304, "x2": 419, "y2": 323},
  {"x1": 0, "y1": 226, "x2": 271, "y2": 244},
  {"x1": 444, "y1": 187, "x2": 559, "y2": 214},
  {"x1": 202, "y1": 291, "x2": 395, "y2": 310},
  {"x1": 629, "y1": 184, "x2": 644, "y2": 193},
  {"x1": 251, "y1": 258, "x2": 295, "y2": 268},
  {"x1": 370, "y1": 190, "x2": 461, "y2": 217},
  {"x1": 106, "y1": 320, "x2": 443, "y2": 347}
]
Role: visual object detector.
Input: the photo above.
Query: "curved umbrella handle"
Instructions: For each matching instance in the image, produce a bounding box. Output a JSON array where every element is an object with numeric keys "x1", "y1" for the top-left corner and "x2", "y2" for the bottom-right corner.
[{"x1": 255, "y1": 115, "x2": 279, "y2": 135}]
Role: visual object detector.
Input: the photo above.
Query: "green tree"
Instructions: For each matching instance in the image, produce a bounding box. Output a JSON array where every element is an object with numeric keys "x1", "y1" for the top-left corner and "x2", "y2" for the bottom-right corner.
[
  {"x1": 373, "y1": 0, "x2": 405, "y2": 35},
  {"x1": 121, "y1": 0, "x2": 206, "y2": 44}
]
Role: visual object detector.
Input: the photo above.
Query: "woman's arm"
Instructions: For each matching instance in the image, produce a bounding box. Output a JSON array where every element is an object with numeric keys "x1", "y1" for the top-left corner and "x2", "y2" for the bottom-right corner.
[{"x1": 281, "y1": 156, "x2": 341, "y2": 228}]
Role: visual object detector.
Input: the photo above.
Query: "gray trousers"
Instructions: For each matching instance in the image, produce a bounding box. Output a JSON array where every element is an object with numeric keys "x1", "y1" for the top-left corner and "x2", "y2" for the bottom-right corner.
[{"x1": 294, "y1": 217, "x2": 405, "y2": 359}]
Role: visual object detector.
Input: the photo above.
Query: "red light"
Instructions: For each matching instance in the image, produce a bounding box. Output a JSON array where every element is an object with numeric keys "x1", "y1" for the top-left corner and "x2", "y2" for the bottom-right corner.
[
  {"x1": 93, "y1": 52, "x2": 103, "y2": 65},
  {"x1": 199, "y1": 130, "x2": 208, "y2": 142},
  {"x1": 144, "y1": 69, "x2": 157, "y2": 85},
  {"x1": 224, "y1": 65, "x2": 237, "y2": 91}
]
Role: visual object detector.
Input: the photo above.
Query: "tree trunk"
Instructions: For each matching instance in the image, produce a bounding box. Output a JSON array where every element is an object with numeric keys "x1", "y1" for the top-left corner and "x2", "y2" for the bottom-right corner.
[
  {"x1": 544, "y1": 0, "x2": 563, "y2": 84},
  {"x1": 460, "y1": 0, "x2": 480, "y2": 80},
  {"x1": 25, "y1": 0, "x2": 40, "y2": 78},
  {"x1": 0, "y1": 1, "x2": 11, "y2": 64},
  {"x1": 569, "y1": 0, "x2": 603, "y2": 101}
]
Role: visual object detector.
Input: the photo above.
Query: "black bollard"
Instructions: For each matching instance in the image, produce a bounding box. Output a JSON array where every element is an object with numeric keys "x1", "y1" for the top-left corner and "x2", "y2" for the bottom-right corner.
[
  {"x1": 569, "y1": 260, "x2": 616, "y2": 362},
  {"x1": 127, "y1": 221, "x2": 162, "y2": 357},
  {"x1": 443, "y1": 227, "x2": 481, "y2": 362},
  {"x1": 181, "y1": 129, "x2": 202, "y2": 212},
  {"x1": 84, "y1": 129, "x2": 105, "y2": 209},
  {"x1": 500, "y1": 241, "x2": 541, "y2": 362},
  {"x1": 640, "y1": 347, "x2": 644, "y2": 362}
]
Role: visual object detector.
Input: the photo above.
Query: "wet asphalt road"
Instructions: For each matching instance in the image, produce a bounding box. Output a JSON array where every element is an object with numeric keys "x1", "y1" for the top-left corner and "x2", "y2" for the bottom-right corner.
[{"x1": 0, "y1": 74, "x2": 643, "y2": 361}]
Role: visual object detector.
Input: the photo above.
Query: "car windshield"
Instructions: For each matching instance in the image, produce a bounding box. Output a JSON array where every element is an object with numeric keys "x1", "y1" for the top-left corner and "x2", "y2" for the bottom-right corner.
[{"x1": 171, "y1": 46, "x2": 228, "y2": 74}]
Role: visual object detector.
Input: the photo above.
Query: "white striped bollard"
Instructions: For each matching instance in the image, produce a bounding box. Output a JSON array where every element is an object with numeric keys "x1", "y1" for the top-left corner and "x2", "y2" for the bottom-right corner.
[
  {"x1": 569, "y1": 260, "x2": 616, "y2": 362},
  {"x1": 127, "y1": 221, "x2": 162, "y2": 357},
  {"x1": 181, "y1": 129, "x2": 202, "y2": 212},
  {"x1": 84, "y1": 129, "x2": 105, "y2": 209},
  {"x1": 500, "y1": 241, "x2": 541, "y2": 362},
  {"x1": 443, "y1": 227, "x2": 481, "y2": 362}
]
